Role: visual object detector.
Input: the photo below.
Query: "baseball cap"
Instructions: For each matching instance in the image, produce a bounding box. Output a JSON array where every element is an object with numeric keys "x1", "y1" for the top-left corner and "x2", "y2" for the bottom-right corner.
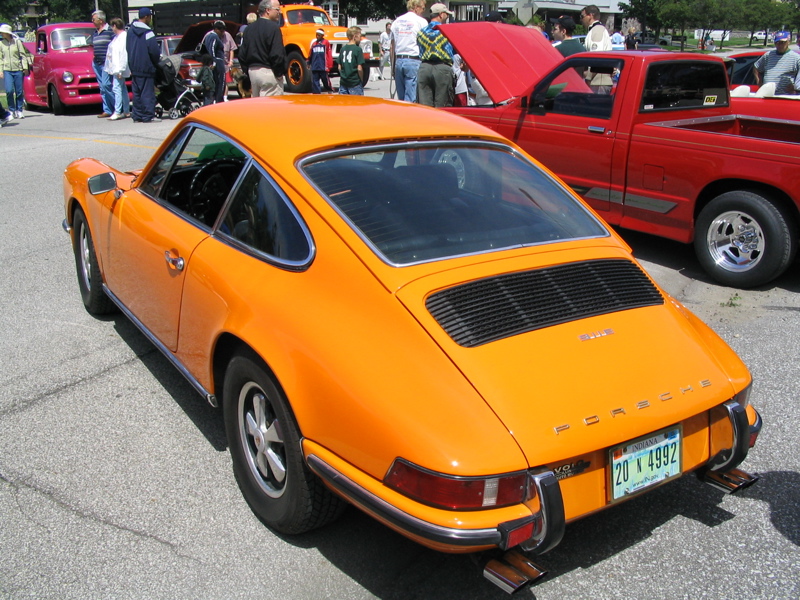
[
  {"x1": 774, "y1": 31, "x2": 790, "y2": 42},
  {"x1": 485, "y1": 11, "x2": 504, "y2": 22},
  {"x1": 138, "y1": 7, "x2": 152, "y2": 18},
  {"x1": 430, "y1": 3, "x2": 454, "y2": 16}
]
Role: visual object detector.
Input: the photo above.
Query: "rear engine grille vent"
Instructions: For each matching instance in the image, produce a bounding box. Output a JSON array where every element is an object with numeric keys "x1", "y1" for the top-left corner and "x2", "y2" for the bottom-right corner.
[{"x1": 426, "y1": 259, "x2": 663, "y2": 347}]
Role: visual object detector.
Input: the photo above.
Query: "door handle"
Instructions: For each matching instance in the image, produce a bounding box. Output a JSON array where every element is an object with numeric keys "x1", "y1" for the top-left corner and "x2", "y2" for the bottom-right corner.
[
  {"x1": 588, "y1": 126, "x2": 606, "y2": 134},
  {"x1": 164, "y1": 251, "x2": 185, "y2": 271}
]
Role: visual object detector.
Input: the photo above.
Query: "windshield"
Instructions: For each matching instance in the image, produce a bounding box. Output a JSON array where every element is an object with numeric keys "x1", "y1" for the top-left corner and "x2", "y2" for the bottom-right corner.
[
  {"x1": 51, "y1": 28, "x2": 93, "y2": 49},
  {"x1": 284, "y1": 9, "x2": 331, "y2": 25},
  {"x1": 166, "y1": 37, "x2": 180, "y2": 55},
  {"x1": 302, "y1": 143, "x2": 608, "y2": 265}
]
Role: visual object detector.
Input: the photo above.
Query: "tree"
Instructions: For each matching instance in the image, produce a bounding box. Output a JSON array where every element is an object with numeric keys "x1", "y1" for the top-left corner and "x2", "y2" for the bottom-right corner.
[
  {"x1": 657, "y1": 0, "x2": 695, "y2": 49},
  {"x1": 0, "y1": 0, "x2": 31, "y2": 26},
  {"x1": 338, "y1": 0, "x2": 405, "y2": 22},
  {"x1": 618, "y1": 0, "x2": 669, "y2": 35}
]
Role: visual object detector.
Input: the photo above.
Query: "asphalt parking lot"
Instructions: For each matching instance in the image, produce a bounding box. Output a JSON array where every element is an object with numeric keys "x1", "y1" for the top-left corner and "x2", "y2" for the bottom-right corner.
[{"x1": 0, "y1": 86, "x2": 798, "y2": 600}]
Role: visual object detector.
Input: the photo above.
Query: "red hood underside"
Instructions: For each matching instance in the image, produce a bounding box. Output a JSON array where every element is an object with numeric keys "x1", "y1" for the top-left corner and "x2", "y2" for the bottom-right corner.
[{"x1": 439, "y1": 22, "x2": 564, "y2": 103}]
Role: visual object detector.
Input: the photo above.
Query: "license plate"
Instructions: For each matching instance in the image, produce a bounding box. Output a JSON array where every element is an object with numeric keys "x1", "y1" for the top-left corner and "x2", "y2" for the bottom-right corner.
[{"x1": 609, "y1": 426, "x2": 681, "y2": 502}]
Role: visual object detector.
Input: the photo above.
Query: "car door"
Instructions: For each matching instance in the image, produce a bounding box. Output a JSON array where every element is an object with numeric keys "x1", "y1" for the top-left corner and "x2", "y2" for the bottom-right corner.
[
  {"x1": 495, "y1": 56, "x2": 626, "y2": 215},
  {"x1": 103, "y1": 126, "x2": 248, "y2": 351}
]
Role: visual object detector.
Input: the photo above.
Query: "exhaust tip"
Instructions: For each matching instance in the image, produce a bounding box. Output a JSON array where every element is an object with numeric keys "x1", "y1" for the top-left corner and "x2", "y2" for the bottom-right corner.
[
  {"x1": 701, "y1": 467, "x2": 759, "y2": 494},
  {"x1": 482, "y1": 550, "x2": 547, "y2": 594}
]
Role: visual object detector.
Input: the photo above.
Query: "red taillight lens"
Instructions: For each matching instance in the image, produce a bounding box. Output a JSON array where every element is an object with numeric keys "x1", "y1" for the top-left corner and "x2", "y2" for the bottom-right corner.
[{"x1": 384, "y1": 459, "x2": 527, "y2": 510}]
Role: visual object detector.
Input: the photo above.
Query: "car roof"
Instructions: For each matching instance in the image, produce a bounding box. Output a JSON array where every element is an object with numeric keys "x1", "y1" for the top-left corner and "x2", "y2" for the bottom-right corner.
[
  {"x1": 184, "y1": 96, "x2": 508, "y2": 170},
  {"x1": 37, "y1": 22, "x2": 93, "y2": 33}
]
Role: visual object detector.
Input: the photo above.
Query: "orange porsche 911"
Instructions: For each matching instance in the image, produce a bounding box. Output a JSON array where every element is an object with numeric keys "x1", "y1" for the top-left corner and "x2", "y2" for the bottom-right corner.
[{"x1": 63, "y1": 97, "x2": 761, "y2": 594}]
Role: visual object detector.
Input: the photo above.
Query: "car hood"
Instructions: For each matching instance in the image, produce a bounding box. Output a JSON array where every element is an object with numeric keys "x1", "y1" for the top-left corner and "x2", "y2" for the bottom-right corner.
[
  {"x1": 439, "y1": 22, "x2": 563, "y2": 103},
  {"x1": 396, "y1": 247, "x2": 748, "y2": 467},
  {"x1": 175, "y1": 19, "x2": 240, "y2": 53}
]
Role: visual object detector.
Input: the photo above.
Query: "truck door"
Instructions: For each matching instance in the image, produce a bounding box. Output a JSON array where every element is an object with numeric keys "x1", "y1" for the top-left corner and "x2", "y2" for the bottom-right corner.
[{"x1": 497, "y1": 57, "x2": 626, "y2": 216}]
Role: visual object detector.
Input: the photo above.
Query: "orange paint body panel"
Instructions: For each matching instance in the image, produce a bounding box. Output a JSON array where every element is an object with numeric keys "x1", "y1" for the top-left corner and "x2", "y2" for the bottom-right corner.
[{"x1": 62, "y1": 96, "x2": 761, "y2": 556}]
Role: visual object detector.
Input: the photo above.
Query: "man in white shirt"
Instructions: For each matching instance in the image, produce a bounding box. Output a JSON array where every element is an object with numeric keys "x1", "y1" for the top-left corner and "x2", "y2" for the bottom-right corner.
[
  {"x1": 378, "y1": 22, "x2": 392, "y2": 80},
  {"x1": 580, "y1": 5, "x2": 611, "y2": 52},
  {"x1": 390, "y1": 0, "x2": 427, "y2": 102}
]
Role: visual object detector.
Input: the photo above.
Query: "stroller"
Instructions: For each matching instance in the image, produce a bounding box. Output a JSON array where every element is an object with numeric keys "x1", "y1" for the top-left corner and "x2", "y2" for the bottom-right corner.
[{"x1": 155, "y1": 55, "x2": 201, "y2": 119}]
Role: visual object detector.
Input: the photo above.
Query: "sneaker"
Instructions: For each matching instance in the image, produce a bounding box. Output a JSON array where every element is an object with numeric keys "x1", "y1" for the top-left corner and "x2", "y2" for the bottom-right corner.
[
  {"x1": 14, "y1": 110, "x2": 24, "y2": 119},
  {"x1": 97, "y1": 112, "x2": 112, "y2": 118},
  {"x1": 0, "y1": 114, "x2": 12, "y2": 126},
  {"x1": 109, "y1": 113, "x2": 122, "y2": 121}
]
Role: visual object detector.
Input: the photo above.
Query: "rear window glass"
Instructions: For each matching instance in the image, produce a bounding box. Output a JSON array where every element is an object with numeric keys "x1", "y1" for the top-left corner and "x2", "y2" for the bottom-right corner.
[
  {"x1": 302, "y1": 143, "x2": 608, "y2": 265},
  {"x1": 641, "y1": 61, "x2": 729, "y2": 111}
]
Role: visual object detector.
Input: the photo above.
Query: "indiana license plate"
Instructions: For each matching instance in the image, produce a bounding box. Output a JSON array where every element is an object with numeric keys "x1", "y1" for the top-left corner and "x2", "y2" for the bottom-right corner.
[{"x1": 609, "y1": 426, "x2": 681, "y2": 502}]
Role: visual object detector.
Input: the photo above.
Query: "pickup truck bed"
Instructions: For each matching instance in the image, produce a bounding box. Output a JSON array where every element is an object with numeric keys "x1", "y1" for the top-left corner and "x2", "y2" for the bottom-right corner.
[{"x1": 656, "y1": 114, "x2": 800, "y2": 144}]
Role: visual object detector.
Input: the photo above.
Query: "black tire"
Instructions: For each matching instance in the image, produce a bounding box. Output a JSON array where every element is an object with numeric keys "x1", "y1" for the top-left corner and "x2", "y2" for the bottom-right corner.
[
  {"x1": 285, "y1": 51, "x2": 311, "y2": 93},
  {"x1": 71, "y1": 208, "x2": 116, "y2": 315},
  {"x1": 49, "y1": 84, "x2": 65, "y2": 116},
  {"x1": 223, "y1": 352, "x2": 345, "y2": 534},
  {"x1": 694, "y1": 191, "x2": 797, "y2": 288},
  {"x1": 361, "y1": 65, "x2": 371, "y2": 86}
]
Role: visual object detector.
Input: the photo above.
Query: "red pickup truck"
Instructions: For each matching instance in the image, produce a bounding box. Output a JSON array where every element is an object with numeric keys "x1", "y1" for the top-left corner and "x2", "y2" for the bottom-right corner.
[{"x1": 443, "y1": 23, "x2": 800, "y2": 288}]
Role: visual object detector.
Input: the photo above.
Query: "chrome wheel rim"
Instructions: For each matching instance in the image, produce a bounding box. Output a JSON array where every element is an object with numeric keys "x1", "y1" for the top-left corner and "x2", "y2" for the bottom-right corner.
[
  {"x1": 238, "y1": 381, "x2": 286, "y2": 498},
  {"x1": 705, "y1": 210, "x2": 765, "y2": 272},
  {"x1": 79, "y1": 224, "x2": 92, "y2": 290}
]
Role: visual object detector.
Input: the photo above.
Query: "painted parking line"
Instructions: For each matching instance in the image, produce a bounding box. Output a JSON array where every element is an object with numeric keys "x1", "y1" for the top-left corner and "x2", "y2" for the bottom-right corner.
[{"x1": 0, "y1": 132, "x2": 159, "y2": 149}]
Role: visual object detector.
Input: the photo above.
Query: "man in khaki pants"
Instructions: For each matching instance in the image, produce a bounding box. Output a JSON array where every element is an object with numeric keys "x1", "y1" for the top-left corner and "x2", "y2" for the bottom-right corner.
[{"x1": 238, "y1": 0, "x2": 287, "y2": 96}]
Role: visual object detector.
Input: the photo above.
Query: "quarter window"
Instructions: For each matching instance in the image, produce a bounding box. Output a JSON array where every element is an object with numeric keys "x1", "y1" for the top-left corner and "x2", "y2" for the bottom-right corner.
[{"x1": 218, "y1": 165, "x2": 311, "y2": 263}]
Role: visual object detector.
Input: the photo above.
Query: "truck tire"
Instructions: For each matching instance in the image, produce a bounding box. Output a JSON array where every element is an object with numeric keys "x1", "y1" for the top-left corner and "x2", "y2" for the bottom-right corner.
[
  {"x1": 285, "y1": 51, "x2": 311, "y2": 93},
  {"x1": 49, "y1": 84, "x2": 65, "y2": 116},
  {"x1": 694, "y1": 191, "x2": 797, "y2": 288},
  {"x1": 361, "y1": 65, "x2": 370, "y2": 86}
]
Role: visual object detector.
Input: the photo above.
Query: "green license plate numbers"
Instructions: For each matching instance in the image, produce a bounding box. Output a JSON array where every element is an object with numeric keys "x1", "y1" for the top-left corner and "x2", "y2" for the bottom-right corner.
[{"x1": 609, "y1": 426, "x2": 681, "y2": 502}]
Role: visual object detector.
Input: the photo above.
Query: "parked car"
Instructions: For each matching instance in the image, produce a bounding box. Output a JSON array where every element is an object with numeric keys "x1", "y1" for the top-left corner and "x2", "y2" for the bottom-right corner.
[
  {"x1": 751, "y1": 31, "x2": 773, "y2": 43},
  {"x1": 23, "y1": 22, "x2": 131, "y2": 115},
  {"x1": 727, "y1": 50, "x2": 767, "y2": 92},
  {"x1": 172, "y1": 20, "x2": 241, "y2": 94},
  {"x1": 443, "y1": 22, "x2": 800, "y2": 288},
  {"x1": 155, "y1": 34, "x2": 182, "y2": 59},
  {"x1": 63, "y1": 97, "x2": 761, "y2": 594}
]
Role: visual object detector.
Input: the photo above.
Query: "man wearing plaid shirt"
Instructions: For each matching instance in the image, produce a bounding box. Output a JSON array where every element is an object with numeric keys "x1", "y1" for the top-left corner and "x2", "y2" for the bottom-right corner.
[{"x1": 416, "y1": 3, "x2": 455, "y2": 107}]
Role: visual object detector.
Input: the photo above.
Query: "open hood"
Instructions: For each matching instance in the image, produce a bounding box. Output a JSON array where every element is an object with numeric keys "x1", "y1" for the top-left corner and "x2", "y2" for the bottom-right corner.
[
  {"x1": 175, "y1": 20, "x2": 241, "y2": 54},
  {"x1": 439, "y1": 22, "x2": 564, "y2": 104}
]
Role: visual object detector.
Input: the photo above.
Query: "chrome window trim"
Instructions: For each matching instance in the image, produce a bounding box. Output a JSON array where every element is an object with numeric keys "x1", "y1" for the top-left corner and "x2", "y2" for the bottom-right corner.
[
  {"x1": 134, "y1": 123, "x2": 315, "y2": 271},
  {"x1": 297, "y1": 139, "x2": 610, "y2": 268},
  {"x1": 212, "y1": 161, "x2": 316, "y2": 271}
]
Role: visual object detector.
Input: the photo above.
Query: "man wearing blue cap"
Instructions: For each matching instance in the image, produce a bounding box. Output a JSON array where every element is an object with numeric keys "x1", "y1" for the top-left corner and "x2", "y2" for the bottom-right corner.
[
  {"x1": 127, "y1": 7, "x2": 162, "y2": 122},
  {"x1": 753, "y1": 31, "x2": 800, "y2": 95}
]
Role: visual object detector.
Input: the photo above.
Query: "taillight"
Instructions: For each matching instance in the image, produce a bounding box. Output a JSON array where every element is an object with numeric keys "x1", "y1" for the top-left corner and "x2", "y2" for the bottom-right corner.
[
  {"x1": 733, "y1": 384, "x2": 751, "y2": 409},
  {"x1": 384, "y1": 459, "x2": 527, "y2": 510}
]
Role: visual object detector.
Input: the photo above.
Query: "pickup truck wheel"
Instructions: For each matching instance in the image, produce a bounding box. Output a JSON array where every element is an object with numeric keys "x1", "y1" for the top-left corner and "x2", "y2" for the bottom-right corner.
[
  {"x1": 285, "y1": 51, "x2": 311, "y2": 93},
  {"x1": 48, "y1": 84, "x2": 65, "y2": 116},
  {"x1": 223, "y1": 352, "x2": 345, "y2": 534},
  {"x1": 695, "y1": 191, "x2": 797, "y2": 288},
  {"x1": 361, "y1": 65, "x2": 371, "y2": 86},
  {"x1": 71, "y1": 208, "x2": 116, "y2": 315}
]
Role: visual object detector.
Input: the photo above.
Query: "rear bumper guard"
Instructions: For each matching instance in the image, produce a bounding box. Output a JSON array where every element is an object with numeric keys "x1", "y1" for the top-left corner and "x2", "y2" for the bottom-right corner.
[{"x1": 698, "y1": 400, "x2": 761, "y2": 493}]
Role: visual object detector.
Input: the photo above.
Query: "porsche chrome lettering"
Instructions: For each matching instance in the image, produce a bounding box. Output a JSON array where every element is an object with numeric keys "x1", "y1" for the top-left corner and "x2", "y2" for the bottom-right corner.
[
  {"x1": 579, "y1": 328, "x2": 614, "y2": 341},
  {"x1": 553, "y1": 379, "x2": 713, "y2": 434}
]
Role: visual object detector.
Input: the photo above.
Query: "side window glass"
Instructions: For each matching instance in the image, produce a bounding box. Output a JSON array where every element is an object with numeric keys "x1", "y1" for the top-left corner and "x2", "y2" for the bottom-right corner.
[
  {"x1": 531, "y1": 59, "x2": 623, "y2": 119},
  {"x1": 219, "y1": 165, "x2": 311, "y2": 264},
  {"x1": 640, "y1": 61, "x2": 729, "y2": 111},
  {"x1": 139, "y1": 127, "x2": 247, "y2": 228}
]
